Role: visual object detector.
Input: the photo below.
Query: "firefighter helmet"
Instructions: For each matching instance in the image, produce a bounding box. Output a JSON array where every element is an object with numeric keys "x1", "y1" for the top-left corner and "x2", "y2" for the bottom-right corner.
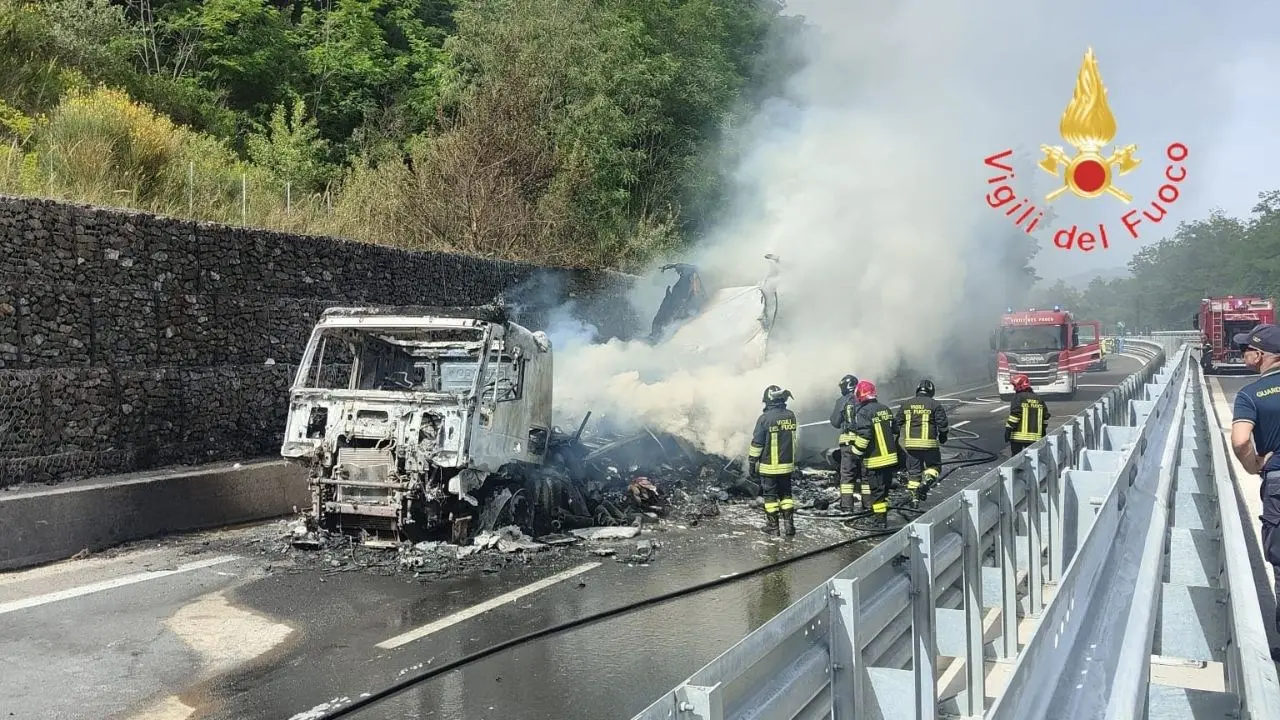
[
  {"x1": 1011, "y1": 373, "x2": 1032, "y2": 392},
  {"x1": 854, "y1": 380, "x2": 877, "y2": 403},
  {"x1": 839, "y1": 374, "x2": 858, "y2": 395},
  {"x1": 762, "y1": 385, "x2": 793, "y2": 405},
  {"x1": 916, "y1": 378, "x2": 935, "y2": 397}
]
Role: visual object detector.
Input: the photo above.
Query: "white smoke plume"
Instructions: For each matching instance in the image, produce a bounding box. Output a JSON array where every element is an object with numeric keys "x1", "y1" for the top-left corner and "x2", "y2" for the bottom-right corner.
[{"x1": 551, "y1": 0, "x2": 1243, "y2": 457}]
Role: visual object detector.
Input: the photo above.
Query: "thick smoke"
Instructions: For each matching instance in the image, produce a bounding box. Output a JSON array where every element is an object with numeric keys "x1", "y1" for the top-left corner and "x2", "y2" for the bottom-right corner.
[{"x1": 549, "y1": 0, "x2": 1241, "y2": 457}]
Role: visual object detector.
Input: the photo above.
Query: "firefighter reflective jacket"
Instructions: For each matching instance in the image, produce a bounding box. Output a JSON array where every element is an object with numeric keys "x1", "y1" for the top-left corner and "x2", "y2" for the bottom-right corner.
[
  {"x1": 830, "y1": 393, "x2": 858, "y2": 446},
  {"x1": 851, "y1": 400, "x2": 899, "y2": 470},
  {"x1": 749, "y1": 406, "x2": 798, "y2": 475},
  {"x1": 1006, "y1": 390, "x2": 1050, "y2": 443},
  {"x1": 895, "y1": 395, "x2": 949, "y2": 450}
]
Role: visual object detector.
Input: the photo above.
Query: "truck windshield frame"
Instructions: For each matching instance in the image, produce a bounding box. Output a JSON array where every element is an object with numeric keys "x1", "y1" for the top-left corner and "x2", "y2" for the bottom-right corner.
[
  {"x1": 292, "y1": 324, "x2": 518, "y2": 398},
  {"x1": 998, "y1": 325, "x2": 1066, "y2": 352}
]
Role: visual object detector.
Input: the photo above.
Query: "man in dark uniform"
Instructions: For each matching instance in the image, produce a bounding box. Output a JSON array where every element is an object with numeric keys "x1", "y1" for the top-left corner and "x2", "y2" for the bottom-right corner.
[
  {"x1": 849, "y1": 380, "x2": 899, "y2": 529},
  {"x1": 749, "y1": 385, "x2": 799, "y2": 537},
  {"x1": 829, "y1": 374, "x2": 860, "y2": 511},
  {"x1": 895, "y1": 378, "x2": 949, "y2": 508},
  {"x1": 1004, "y1": 373, "x2": 1049, "y2": 456},
  {"x1": 1229, "y1": 324, "x2": 1280, "y2": 659}
]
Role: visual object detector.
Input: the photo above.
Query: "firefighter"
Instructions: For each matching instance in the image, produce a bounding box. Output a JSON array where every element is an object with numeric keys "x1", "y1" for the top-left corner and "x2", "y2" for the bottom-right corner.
[
  {"x1": 749, "y1": 385, "x2": 799, "y2": 537},
  {"x1": 829, "y1": 374, "x2": 860, "y2": 511},
  {"x1": 849, "y1": 380, "x2": 899, "y2": 529},
  {"x1": 1005, "y1": 373, "x2": 1050, "y2": 456},
  {"x1": 895, "y1": 378, "x2": 949, "y2": 508}
]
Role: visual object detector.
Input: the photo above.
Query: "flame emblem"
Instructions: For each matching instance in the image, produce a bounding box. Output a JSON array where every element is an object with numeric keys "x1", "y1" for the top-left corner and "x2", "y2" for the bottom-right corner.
[{"x1": 1038, "y1": 48, "x2": 1140, "y2": 203}]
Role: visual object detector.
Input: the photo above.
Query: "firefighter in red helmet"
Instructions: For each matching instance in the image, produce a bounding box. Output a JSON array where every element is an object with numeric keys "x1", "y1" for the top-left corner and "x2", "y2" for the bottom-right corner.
[
  {"x1": 848, "y1": 380, "x2": 899, "y2": 529},
  {"x1": 1005, "y1": 373, "x2": 1050, "y2": 456}
]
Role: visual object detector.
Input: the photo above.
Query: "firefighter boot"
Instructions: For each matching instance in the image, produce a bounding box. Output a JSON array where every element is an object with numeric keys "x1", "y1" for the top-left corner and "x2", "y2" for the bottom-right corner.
[
  {"x1": 781, "y1": 509, "x2": 796, "y2": 537},
  {"x1": 839, "y1": 485, "x2": 857, "y2": 512},
  {"x1": 763, "y1": 510, "x2": 780, "y2": 536},
  {"x1": 905, "y1": 477, "x2": 922, "y2": 508},
  {"x1": 918, "y1": 471, "x2": 939, "y2": 503}
]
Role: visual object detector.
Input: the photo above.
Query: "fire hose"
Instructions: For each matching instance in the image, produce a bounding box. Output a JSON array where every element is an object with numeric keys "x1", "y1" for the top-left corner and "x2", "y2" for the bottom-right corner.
[
  {"x1": 303, "y1": 526, "x2": 902, "y2": 719},
  {"x1": 304, "y1": 430, "x2": 1003, "y2": 718}
]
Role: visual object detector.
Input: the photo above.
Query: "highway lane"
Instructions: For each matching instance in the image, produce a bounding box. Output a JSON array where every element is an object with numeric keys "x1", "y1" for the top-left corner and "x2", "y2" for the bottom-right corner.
[{"x1": 0, "y1": 353, "x2": 1153, "y2": 720}]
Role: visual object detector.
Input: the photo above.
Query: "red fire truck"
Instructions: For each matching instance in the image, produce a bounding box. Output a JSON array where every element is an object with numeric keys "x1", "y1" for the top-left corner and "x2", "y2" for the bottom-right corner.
[
  {"x1": 1193, "y1": 295, "x2": 1275, "y2": 374},
  {"x1": 991, "y1": 307, "x2": 1103, "y2": 399}
]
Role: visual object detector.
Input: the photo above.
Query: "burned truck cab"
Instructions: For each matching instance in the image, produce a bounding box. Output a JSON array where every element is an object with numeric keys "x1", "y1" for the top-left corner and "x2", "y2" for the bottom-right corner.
[{"x1": 280, "y1": 306, "x2": 553, "y2": 543}]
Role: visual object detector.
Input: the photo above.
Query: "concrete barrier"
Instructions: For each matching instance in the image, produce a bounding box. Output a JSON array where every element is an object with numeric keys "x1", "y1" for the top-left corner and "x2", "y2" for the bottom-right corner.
[{"x1": 0, "y1": 460, "x2": 308, "y2": 571}]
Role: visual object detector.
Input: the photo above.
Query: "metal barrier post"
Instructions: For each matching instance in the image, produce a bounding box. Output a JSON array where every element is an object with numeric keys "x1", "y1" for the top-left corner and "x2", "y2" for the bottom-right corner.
[
  {"x1": 1023, "y1": 452, "x2": 1044, "y2": 616},
  {"x1": 829, "y1": 578, "x2": 864, "y2": 720},
  {"x1": 961, "y1": 489, "x2": 985, "y2": 717},
  {"x1": 675, "y1": 684, "x2": 724, "y2": 720},
  {"x1": 909, "y1": 523, "x2": 938, "y2": 720},
  {"x1": 997, "y1": 466, "x2": 1019, "y2": 659},
  {"x1": 1044, "y1": 435, "x2": 1063, "y2": 582}
]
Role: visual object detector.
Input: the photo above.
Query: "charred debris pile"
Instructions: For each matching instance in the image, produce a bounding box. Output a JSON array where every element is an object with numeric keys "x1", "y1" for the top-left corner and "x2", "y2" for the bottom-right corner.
[{"x1": 288, "y1": 411, "x2": 846, "y2": 570}]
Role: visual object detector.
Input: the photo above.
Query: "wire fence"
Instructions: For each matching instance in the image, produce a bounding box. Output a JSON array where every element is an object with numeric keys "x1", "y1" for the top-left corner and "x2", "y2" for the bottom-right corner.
[{"x1": 0, "y1": 140, "x2": 344, "y2": 234}]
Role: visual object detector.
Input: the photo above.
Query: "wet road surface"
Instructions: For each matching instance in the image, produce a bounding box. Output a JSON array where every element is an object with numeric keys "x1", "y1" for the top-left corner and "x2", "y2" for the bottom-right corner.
[{"x1": 0, "y1": 354, "x2": 1152, "y2": 720}]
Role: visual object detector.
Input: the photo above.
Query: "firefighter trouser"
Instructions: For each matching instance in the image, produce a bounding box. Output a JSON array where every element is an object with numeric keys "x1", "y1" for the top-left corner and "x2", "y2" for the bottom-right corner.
[
  {"x1": 761, "y1": 472, "x2": 795, "y2": 515},
  {"x1": 838, "y1": 446, "x2": 860, "y2": 504},
  {"x1": 861, "y1": 467, "x2": 895, "y2": 517},
  {"x1": 904, "y1": 448, "x2": 942, "y2": 493},
  {"x1": 1009, "y1": 440, "x2": 1033, "y2": 457}
]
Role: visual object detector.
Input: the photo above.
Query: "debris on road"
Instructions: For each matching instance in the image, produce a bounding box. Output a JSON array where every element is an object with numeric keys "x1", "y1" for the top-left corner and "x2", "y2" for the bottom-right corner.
[{"x1": 570, "y1": 526, "x2": 640, "y2": 541}]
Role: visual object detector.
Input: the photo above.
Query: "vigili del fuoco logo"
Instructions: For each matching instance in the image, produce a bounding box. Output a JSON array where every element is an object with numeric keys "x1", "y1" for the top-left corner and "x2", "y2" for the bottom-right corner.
[{"x1": 983, "y1": 47, "x2": 1188, "y2": 252}]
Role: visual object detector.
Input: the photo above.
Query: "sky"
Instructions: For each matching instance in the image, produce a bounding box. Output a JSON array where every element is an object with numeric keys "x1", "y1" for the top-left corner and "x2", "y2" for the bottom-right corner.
[{"x1": 933, "y1": 1, "x2": 1280, "y2": 283}]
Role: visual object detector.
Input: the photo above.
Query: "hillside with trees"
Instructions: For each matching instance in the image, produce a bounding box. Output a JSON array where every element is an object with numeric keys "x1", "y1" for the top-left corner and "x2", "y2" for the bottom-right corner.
[
  {"x1": 0, "y1": 0, "x2": 805, "y2": 270},
  {"x1": 1029, "y1": 191, "x2": 1280, "y2": 332}
]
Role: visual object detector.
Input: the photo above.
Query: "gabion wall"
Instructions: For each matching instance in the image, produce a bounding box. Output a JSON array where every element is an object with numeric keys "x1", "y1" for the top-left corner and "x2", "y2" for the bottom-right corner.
[{"x1": 0, "y1": 197, "x2": 640, "y2": 487}]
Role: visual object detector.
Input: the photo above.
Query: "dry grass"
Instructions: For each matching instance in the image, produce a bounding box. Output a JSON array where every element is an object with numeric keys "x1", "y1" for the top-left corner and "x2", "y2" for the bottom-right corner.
[{"x1": 0, "y1": 84, "x2": 679, "y2": 271}]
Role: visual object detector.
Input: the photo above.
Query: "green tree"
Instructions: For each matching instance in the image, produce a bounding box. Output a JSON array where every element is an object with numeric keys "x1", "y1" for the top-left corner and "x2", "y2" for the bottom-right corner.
[
  {"x1": 295, "y1": 0, "x2": 451, "y2": 153},
  {"x1": 246, "y1": 95, "x2": 336, "y2": 192},
  {"x1": 165, "y1": 0, "x2": 301, "y2": 118}
]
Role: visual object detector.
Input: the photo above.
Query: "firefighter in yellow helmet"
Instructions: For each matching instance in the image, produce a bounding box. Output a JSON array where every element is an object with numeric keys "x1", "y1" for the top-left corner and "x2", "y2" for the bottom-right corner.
[
  {"x1": 749, "y1": 385, "x2": 799, "y2": 537},
  {"x1": 1004, "y1": 373, "x2": 1050, "y2": 456},
  {"x1": 849, "y1": 380, "x2": 899, "y2": 529},
  {"x1": 895, "y1": 378, "x2": 949, "y2": 508}
]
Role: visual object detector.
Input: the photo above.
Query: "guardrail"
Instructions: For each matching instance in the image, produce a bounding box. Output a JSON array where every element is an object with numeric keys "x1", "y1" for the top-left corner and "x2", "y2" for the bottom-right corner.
[
  {"x1": 631, "y1": 338, "x2": 1175, "y2": 720},
  {"x1": 986, "y1": 343, "x2": 1280, "y2": 719}
]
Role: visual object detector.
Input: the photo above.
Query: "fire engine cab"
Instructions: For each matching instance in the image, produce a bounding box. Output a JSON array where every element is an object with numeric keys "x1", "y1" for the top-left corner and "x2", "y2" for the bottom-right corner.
[
  {"x1": 991, "y1": 306, "x2": 1103, "y2": 400},
  {"x1": 1193, "y1": 295, "x2": 1275, "y2": 374}
]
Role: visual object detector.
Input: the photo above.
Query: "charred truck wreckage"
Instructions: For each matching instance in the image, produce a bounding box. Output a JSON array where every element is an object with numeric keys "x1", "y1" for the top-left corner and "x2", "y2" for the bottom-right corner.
[{"x1": 280, "y1": 258, "x2": 789, "y2": 549}]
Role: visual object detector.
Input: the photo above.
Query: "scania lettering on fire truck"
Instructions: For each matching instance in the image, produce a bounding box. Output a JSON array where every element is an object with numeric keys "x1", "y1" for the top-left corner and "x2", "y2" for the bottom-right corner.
[
  {"x1": 1193, "y1": 295, "x2": 1276, "y2": 374},
  {"x1": 991, "y1": 306, "x2": 1103, "y2": 400}
]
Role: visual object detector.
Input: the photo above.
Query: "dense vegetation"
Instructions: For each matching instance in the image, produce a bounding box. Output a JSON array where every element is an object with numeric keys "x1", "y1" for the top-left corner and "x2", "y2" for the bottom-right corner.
[
  {"x1": 0, "y1": 0, "x2": 803, "y2": 270},
  {"x1": 1030, "y1": 191, "x2": 1280, "y2": 333}
]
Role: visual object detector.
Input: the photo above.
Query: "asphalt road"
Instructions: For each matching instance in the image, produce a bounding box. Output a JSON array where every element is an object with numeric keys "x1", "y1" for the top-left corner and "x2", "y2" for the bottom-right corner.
[{"x1": 0, "y1": 352, "x2": 1153, "y2": 720}]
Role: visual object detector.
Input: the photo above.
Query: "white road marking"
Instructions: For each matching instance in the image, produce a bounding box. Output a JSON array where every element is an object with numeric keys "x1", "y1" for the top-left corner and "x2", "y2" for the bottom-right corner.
[
  {"x1": 990, "y1": 404, "x2": 1009, "y2": 413},
  {"x1": 166, "y1": 591, "x2": 295, "y2": 675},
  {"x1": 1078, "y1": 384, "x2": 1118, "y2": 388},
  {"x1": 376, "y1": 562, "x2": 602, "y2": 650},
  {"x1": 0, "y1": 555, "x2": 239, "y2": 616},
  {"x1": 952, "y1": 420, "x2": 970, "y2": 428}
]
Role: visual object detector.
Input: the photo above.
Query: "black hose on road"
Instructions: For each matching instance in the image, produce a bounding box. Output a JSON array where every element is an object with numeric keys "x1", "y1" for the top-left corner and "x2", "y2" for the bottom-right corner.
[
  {"x1": 305, "y1": 426, "x2": 1003, "y2": 718},
  {"x1": 304, "y1": 523, "x2": 899, "y2": 719}
]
